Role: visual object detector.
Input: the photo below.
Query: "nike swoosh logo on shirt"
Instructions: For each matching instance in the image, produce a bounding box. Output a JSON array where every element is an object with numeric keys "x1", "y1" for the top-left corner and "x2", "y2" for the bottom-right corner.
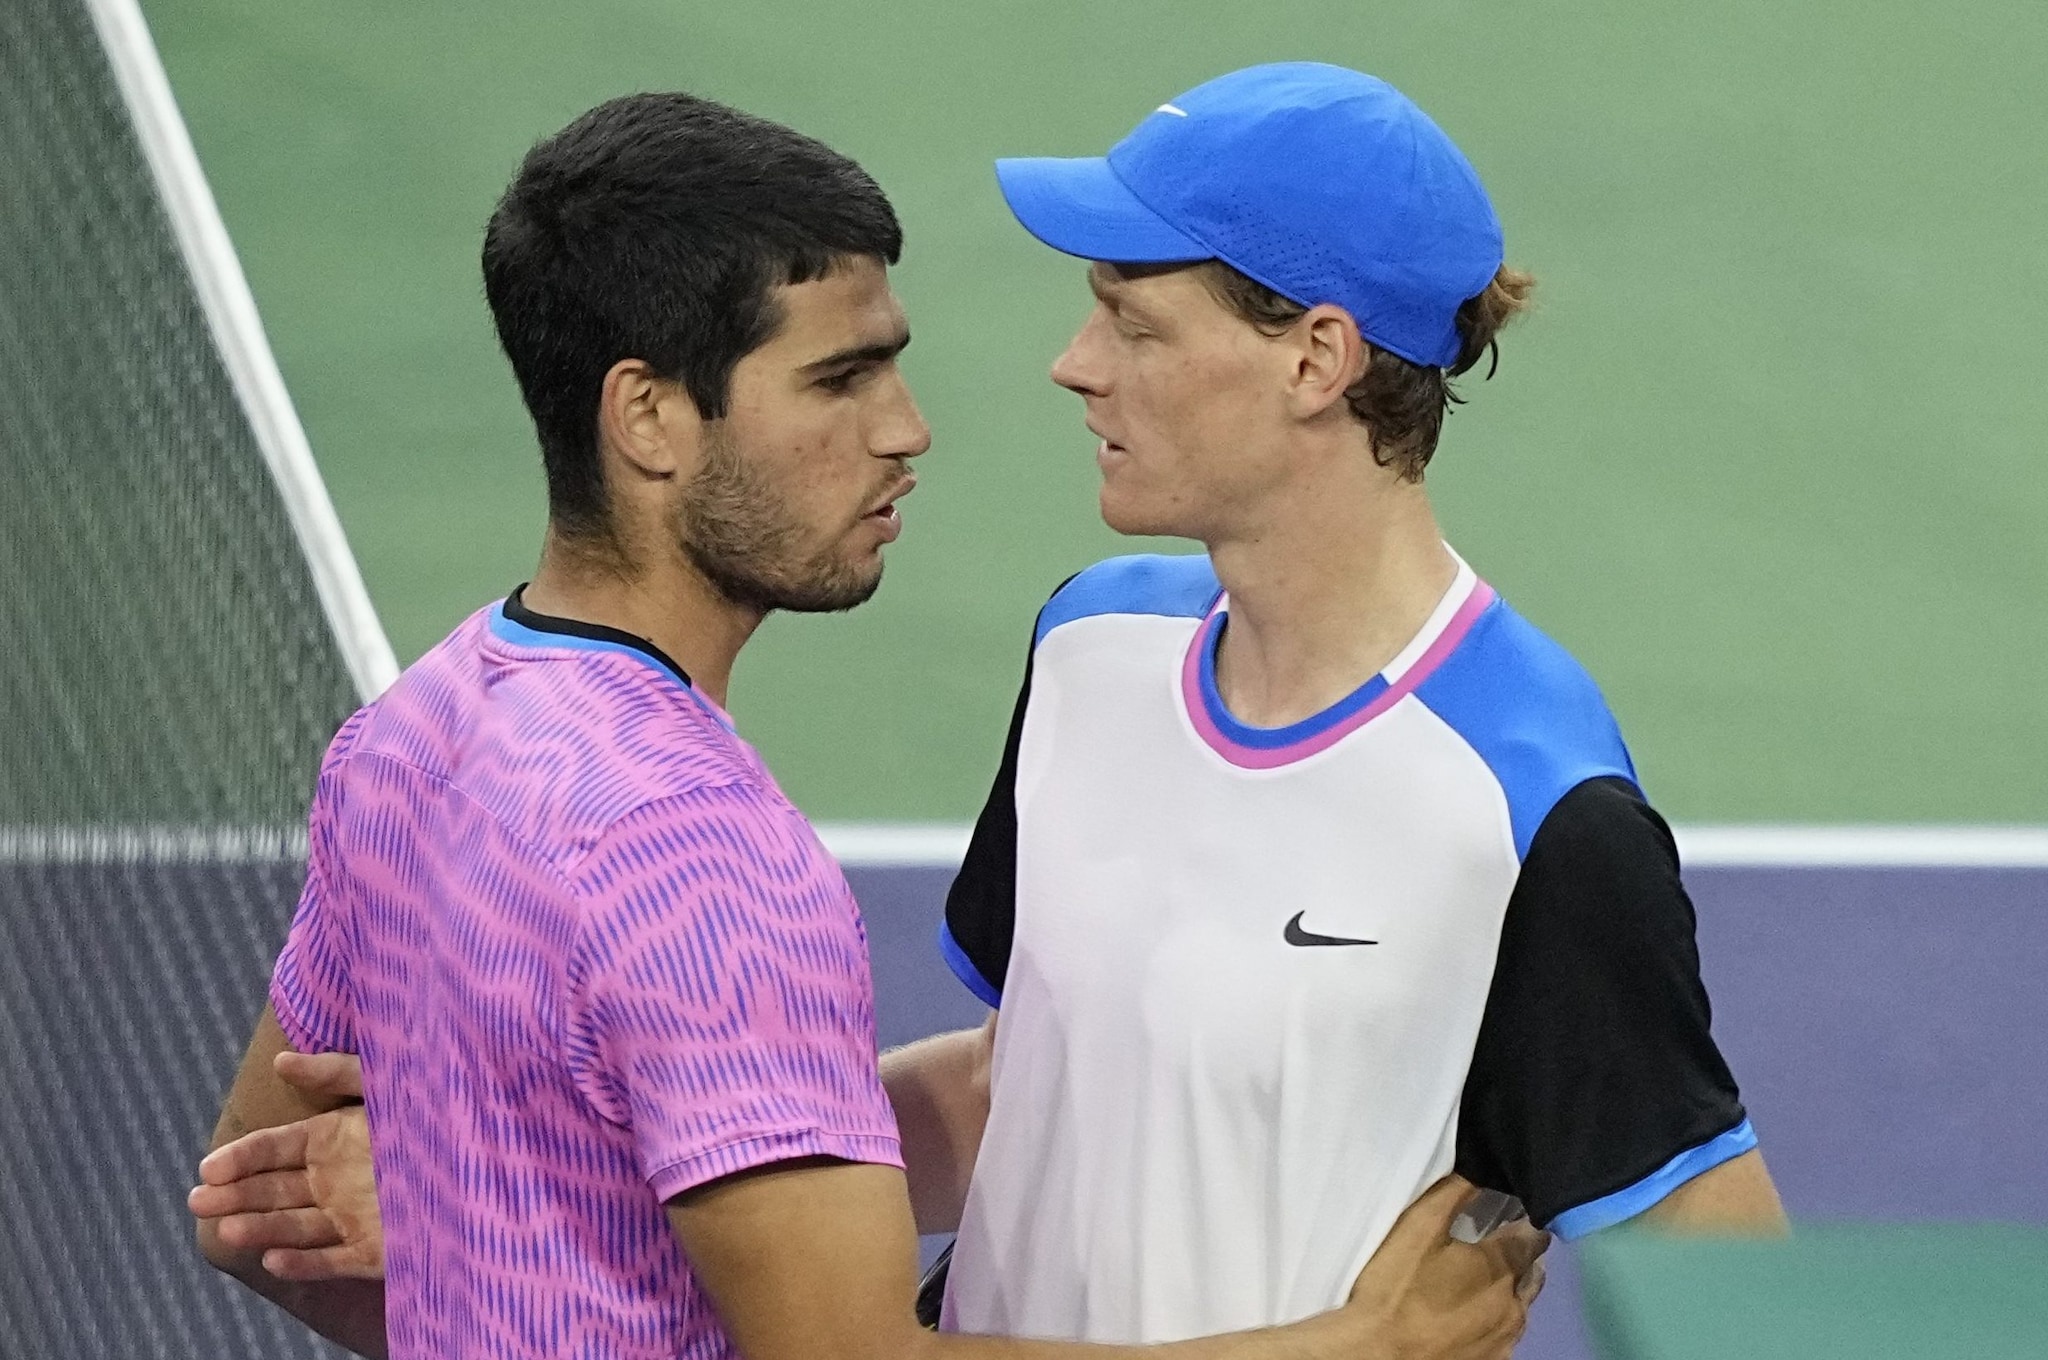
[{"x1": 1283, "y1": 912, "x2": 1379, "y2": 947}]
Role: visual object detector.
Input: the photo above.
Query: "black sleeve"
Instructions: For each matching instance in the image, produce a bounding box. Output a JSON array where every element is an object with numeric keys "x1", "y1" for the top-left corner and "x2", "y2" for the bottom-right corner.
[
  {"x1": 940, "y1": 642, "x2": 1035, "y2": 1007},
  {"x1": 1453, "y1": 775, "x2": 1748, "y2": 1232}
]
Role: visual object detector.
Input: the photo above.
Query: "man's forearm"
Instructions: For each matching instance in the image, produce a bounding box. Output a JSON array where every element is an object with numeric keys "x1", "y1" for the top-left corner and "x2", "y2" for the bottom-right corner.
[
  {"x1": 251, "y1": 1277, "x2": 387, "y2": 1360},
  {"x1": 880, "y1": 1014, "x2": 994, "y2": 1234},
  {"x1": 898, "y1": 1307, "x2": 1372, "y2": 1360},
  {"x1": 199, "y1": 1009, "x2": 388, "y2": 1356},
  {"x1": 201, "y1": 1241, "x2": 387, "y2": 1360}
]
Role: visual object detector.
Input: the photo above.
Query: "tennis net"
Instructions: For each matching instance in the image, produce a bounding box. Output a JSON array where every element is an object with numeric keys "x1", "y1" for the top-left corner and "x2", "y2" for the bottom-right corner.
[{"x1": 0, "y1": 0, "x2": 389, "y2": 1353}]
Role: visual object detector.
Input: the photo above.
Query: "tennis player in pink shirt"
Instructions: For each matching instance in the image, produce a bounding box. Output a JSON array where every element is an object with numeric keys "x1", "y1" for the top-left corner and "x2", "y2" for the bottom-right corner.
[{"x1": 193, "y1": 93, "x2": 1542, "y2": 1360}]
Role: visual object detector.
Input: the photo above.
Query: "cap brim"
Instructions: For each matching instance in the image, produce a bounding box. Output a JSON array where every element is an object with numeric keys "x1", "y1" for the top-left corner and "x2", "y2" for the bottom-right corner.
[{"x1": 994, "y1": 157, "x2": 1210, "y2": 264}]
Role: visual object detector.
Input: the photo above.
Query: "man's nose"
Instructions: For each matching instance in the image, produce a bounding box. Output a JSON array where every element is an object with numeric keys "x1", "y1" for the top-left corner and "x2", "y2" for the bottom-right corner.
[
  {"x1": 1050, "y1": 316, "x2": 1108, "y2": 396},
  {"x1": 872, "y1": 370, "x2": 932, "y2": 460}
]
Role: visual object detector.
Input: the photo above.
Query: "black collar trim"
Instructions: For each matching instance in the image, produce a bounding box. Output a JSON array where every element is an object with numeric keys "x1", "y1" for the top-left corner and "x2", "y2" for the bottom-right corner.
[{"x1": 503, "y1": 585, "x2": 694, "y2": 688}]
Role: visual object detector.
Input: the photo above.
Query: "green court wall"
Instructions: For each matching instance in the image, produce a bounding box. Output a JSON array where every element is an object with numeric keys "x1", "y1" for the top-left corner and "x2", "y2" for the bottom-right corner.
[{"x1": 145, "y1": 0, "x2": 2048, "y2": 822}]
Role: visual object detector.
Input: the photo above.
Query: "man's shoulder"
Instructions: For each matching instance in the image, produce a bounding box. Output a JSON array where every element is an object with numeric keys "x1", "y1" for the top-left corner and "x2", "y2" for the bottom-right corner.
[
  {"x1": 1032, "y1": 553, "x2": 1221, "y2": 649},
  {"x1": 473, "y1": 715, "x2": 769, "y2": 884},
  {"x1": 561, "y1": 784, "x2": 855, "y2": 987},
  {"x1": 1415, "y1": 594, "x2": 1638, "y2": 858},
  {"x1": 324, "y1": 603, "x2": 492, "y2": 769},
  {"x1": 1430, "y1": 594, "x2": 1613, "y2": 712},
  {"x1": 570, "y1": 782, "x2": 830, "y2": 890},
  {"x1": 323, "y1": 607, "x2": 768, "y2": 870}
]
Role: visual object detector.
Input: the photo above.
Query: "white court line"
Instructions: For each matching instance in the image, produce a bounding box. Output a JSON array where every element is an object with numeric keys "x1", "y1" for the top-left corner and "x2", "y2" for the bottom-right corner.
[
  {"x1": 815, "y1": 823, "x2": 2048, "y2": 871},
  {"x1": 815, "y1": 823, "x2": 974, "y2": 868},
  {"x1": 84, "y1": 0, "x2": 399, "y2": 703},
  {"x1": 1673, "y1": 825, "x2": 2048, "y2": 869},
  {"x1": 3, "y1": 824, "x2": 2045, "y2": 869},
  {"x1": 0, "y1": 825, "x2": 308, "y2": 864}
]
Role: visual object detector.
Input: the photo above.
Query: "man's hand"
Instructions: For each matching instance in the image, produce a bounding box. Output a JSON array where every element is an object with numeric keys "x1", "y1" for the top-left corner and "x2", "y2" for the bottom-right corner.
[
  {"x1": 1342, "y1": 1175, "x2": 1550, "y2": 1360},
  {"x1": 671, "y1": 1158, "x2": 1547, "y2": 1360},
  {"x1": 190, "y1": 1050, "x2": 385, "y2": 1281},
  {"x1": 187, "y1": 1050, "x2": 1549, "y2": 1360}
]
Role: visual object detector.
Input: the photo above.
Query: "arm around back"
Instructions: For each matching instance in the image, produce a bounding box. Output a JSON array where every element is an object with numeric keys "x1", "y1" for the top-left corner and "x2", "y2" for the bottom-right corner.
[
  {"x1": 195, "y1": 1005, "x2": 387, "y2": 1359},
  {"x1": 881, "y1": 1010, "x2": 997, "y2": 1235},
  {"x1": 669, "y1": 1159, "x2": 1542, "y2": 1360}
]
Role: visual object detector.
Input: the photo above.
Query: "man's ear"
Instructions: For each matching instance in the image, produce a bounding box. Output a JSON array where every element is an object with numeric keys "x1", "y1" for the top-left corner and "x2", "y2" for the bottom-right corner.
[
  {"x1": 597, "y1": 357, "x2": 698, "y2": 482},
  {"x1": 1285, "y1": 305, "x2": 1368, "y2": 420}
]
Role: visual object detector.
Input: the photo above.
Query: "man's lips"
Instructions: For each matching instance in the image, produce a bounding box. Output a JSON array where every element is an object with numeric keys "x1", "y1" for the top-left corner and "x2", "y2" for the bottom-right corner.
[
  {"x1": 860, "y1": 477, "x2": 915, "y2": 543},
  {"x1": 1086, "y1": 421, "x2": 1126, "y2": 457},
  {"x1": 862, "y1": 476, "x2": 916, "y2": 520}
]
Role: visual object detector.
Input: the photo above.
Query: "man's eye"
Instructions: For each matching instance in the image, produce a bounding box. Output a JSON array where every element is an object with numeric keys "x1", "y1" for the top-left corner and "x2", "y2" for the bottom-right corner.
[{"x1": 817, "y1": 367, "x2": 871, "y2": 393}]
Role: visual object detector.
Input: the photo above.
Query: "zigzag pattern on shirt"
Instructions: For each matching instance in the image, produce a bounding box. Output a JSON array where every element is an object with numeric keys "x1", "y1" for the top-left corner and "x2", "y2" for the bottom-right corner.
[{"x1": 272, "y1": 607, "x2": 903, "y2": 1360}]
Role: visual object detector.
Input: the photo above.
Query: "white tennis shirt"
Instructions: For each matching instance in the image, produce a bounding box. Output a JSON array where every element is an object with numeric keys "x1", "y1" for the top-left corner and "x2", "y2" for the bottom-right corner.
[{"x1": 938, "y1": 553, "x2": 1753, "y2": 1343}]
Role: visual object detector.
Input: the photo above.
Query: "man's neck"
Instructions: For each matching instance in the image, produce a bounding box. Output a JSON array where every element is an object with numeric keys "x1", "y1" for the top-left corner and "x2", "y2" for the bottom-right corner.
[
  {"x1": 520, "y1": 529, "x2": 760, "y2": 709},
  {"x1": 1206, "y1": 473, "x2": 1456, "y2": 730}
]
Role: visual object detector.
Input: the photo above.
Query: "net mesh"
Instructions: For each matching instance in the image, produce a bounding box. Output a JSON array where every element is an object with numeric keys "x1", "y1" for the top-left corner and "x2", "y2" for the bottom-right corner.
[{"x1": 1, "y1": 1, "x2": 363, "y2": 1354}]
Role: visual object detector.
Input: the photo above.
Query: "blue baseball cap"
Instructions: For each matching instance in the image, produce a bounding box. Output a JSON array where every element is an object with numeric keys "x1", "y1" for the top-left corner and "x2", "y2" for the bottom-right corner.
[{"x1": 995, "y1": 62, "x2": 1503, "y2": 369}]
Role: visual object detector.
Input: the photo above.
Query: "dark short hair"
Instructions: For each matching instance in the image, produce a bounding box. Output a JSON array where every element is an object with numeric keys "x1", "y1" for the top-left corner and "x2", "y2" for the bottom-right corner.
[
  {"x1": 1199, "y1": 262, "x2": 1535, "y2": 480},
  {"x1": 482, "y1": 93, "x2": 903, "y2": 537}
]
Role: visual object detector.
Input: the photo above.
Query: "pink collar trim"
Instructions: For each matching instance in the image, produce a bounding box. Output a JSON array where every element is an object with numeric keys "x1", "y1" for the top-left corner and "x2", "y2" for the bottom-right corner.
[{"x1": 1180, "y1": 577, "x2": 1498, "y2": 770}]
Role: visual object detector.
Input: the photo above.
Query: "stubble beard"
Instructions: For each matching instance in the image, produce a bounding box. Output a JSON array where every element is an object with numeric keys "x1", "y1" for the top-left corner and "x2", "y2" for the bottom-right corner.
[{"x1": 680, "y1": 426, "x2": 883, "y2": 616}]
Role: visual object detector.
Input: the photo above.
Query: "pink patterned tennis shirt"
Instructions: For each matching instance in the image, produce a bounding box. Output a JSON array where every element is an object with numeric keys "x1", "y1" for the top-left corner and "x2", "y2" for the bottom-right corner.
[{"x1": 270, "y1": 591, "x2": 903, "y2": 1359}]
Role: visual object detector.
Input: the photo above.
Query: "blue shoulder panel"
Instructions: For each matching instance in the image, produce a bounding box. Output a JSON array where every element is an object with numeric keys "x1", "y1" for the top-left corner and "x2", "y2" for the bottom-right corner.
[
  {"x1": 1033, "y1": 553, "x2": 1221, "y2": 649},
  {"x1": 1413, "y1": 598, "x2": 1637, "y2": 860}
]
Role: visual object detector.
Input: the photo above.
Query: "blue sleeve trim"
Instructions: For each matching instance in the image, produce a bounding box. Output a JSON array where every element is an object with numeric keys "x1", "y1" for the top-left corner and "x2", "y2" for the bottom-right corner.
[
  {"x1": 1033, "y1": 554, "x2": 1220, "y2": 648},
  {"x1": 1546, "y1": 1118, "x2": 1759, "y2": 1240},
  {"x1": 938, "y1": 920, "x2": 1002, "y2": 1008}
]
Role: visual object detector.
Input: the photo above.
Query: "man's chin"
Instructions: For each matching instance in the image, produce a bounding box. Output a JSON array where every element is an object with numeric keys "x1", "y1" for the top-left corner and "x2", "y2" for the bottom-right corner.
[
  {"x1": 690, "y1": 545, "x2": 883, "y2": 616},
  {"x1": 772, "y1": 559, "x2": 884, "y2": 615},
  {"x1": 1098, "y1": 490, "x2": 1181, "y2": 540}
]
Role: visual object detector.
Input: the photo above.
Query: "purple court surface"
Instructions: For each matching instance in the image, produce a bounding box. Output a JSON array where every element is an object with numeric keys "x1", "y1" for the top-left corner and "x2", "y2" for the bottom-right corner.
[
  {"x1": 845, "y1": 861, "x2": 2048, "y2": 1360},
  {"x1": 0, "y1": 852, "x2": 2038, "y2": 1359}
]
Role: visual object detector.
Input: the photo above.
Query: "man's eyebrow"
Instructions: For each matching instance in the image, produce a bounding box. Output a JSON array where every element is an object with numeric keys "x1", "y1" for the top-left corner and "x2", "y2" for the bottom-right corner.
[
  {"x1": 801, "y1": 330, "x2": 911, "y2": 372},
  {"x1": 1086, "y1": 265, "x2": 1122, "y2": 307}
]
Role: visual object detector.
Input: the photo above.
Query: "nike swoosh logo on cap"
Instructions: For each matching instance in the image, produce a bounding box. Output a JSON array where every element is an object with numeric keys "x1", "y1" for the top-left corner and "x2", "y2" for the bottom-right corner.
[
  {"x1": 1156, "y1": 103, "x2": 1189, "y2": 117},
  {"x1": 1283, "y1": 912, "x2": 1378, "y2": 947}
]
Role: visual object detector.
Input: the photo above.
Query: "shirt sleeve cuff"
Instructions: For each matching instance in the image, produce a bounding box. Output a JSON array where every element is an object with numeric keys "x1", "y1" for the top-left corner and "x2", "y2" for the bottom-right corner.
[
  {"x1": 647, "y1": 1128, "x2": 905, "y2": 1202},
  {"x1": 1546, "y1": 1117, "x2": 1759, "y2": 1240},
  {"x1": 268, "y1": 958, "x2": 352, "y2": 1054},
  {"x1": 938, "y1": 920, "x2": 1002, "y2": 1008}
]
